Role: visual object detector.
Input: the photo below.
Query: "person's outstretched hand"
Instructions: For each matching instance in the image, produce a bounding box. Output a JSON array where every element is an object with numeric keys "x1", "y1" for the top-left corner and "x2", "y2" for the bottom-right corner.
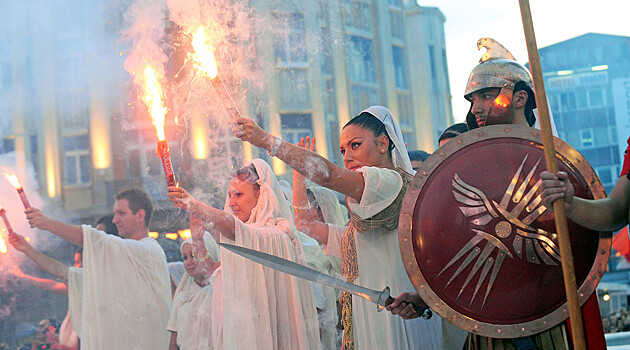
[
  {"x1": 8, "y1": 232, "x2": 31, "y2": 253},
  {"x1": 190, "y1": 213, "x2": 204, "y2": 241},
  {"x1": 297, "y1": 135, "x2": 316, "y2": 152},
  {"x1": 232, "y1": 117, "x2": 274, "y2": 150},
  {"x1": 167, "y1": 186, "x2": 196, "y2": 211},
  {"x1": 540, "y1": 171, "x2": 575, "y2": 213},
  {"x1": 25, "y1": 208, "x2": 53, "y2": 231}
]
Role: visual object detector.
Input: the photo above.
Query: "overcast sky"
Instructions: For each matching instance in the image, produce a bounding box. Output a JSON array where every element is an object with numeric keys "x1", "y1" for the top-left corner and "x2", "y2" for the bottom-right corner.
[{"x1": 418, "y1": 0, "x2": 630, "y2": 123}]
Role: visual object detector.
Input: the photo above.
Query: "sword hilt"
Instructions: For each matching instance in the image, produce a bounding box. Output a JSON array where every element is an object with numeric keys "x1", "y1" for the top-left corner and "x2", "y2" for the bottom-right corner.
[{"x1": 384, "y1": 296, "x2": 433, "y2": 320}]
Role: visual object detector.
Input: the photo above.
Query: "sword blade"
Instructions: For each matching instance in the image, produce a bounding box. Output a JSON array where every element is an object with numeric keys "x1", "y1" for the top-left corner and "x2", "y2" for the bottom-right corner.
[{"x1": 219, "y1": 242, "x2": 385, "y2": 306}]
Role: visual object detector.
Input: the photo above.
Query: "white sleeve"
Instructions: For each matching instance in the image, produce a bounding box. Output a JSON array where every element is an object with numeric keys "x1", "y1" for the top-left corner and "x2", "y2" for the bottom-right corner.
[
  {"x1": 325, "y1": 224, "x2": 346, "y2": 258},
  {"x1": 67, "y1": 267, "x2": 83, "y2": 336},
  {"x1": 346, "y1": 167, "x2": 403, "y2": 219}
]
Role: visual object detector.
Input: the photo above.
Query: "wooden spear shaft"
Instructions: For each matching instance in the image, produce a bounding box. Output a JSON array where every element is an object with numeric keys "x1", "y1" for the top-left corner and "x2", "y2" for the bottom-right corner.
[{"x1": 518, "y1": 1, "x2": 586, "y2": 349}]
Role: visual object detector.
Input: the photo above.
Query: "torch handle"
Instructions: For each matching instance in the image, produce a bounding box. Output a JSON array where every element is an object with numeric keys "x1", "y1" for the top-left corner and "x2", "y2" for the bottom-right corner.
[
  {"x1": 157, "y1": 141, "x2": 177, "y2": 188},
  {"x1": 211, "y1": 76, "x2": 242, "y2": 120},
  {"x1": 1, "y1": 212, "x2": 14, "y2": 234},
  {"x1": 17, "y1": 187, "x2": 31, "y2": 209},
  {"x1": 519, "y1": 1, "x2": 586, "y2": 349}
]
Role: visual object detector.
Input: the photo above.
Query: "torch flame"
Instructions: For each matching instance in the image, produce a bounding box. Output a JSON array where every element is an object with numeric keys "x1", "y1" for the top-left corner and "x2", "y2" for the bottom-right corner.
[
  {"x1": 143, "y1": 66, "x2": 168, "y2": 142},
  {"x1": 0, "y1": 235, "x2": 6, "y2": 253},
  {"x1": 4, "y1": 173, "x2": 21, "y2": 189},
  {"x1": 191, "y1": 26, "x2": 219, "y2": 79}
]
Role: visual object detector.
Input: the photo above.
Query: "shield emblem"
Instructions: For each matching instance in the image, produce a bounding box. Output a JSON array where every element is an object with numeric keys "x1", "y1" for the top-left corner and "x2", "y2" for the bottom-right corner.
[{"x1": 399, "y1": 125, "x2": 611, "y2": 338}]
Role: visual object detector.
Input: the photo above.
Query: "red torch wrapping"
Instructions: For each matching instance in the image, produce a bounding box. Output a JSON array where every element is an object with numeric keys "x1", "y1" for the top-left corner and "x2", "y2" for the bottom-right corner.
[
  {"x1": 210, "y1": 75, "x2": 242, "y2": 120},
  {"x1": 16, "y1": 187, "x2": 31, "y2": 209},
  {"x1": 0, "y1": 209, "x2": 14, "y2": 234},
  {"x1": 156, "y1": 140, "x2": 177, "y2": 187}
]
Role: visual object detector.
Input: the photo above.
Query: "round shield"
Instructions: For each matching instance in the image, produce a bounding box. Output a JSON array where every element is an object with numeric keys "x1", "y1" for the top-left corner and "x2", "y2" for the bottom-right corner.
[{"x1": 399, "y1": 125, "x2": 611, "y2": 338}]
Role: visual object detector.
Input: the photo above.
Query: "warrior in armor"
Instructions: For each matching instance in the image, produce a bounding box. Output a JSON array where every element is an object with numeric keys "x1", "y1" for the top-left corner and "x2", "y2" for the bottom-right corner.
[{"x1": 391, "y1": 38, "x2": 607, "y2": 350}]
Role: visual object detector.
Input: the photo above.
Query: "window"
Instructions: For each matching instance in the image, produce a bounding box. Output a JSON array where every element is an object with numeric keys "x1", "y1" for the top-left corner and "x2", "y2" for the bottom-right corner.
[
  {"x1": 346, "y1": 35, "x2": 376, "y2": 83},
  {"x1": 392, "y1": 46, "x2": 407, "y2": 89},
  {"x1": 580, "y1": 129, "x2": 594, "y2": 148},
  {"x1": 342, "y1": 0, "x2": 372, "y2": 31},
  {"x1": 588, "y1": 90, "x2": 604, "y2": 107},
  {"x1": 390, "y1": 10, "x2": 403, "y2": 39},
  {"x1": 281, "y1": 113, "x2": 313, "y2": 145},
  {"x1": 350, "y1": 85, "x2": 380, "y2": 115},
  {"x1": 63, "y1": 135, "x2": 91, "y2": 185},
  {"x1": 278, "y1": 69, "x2": 310, "y2": 107},
  {"x1": 320, "y1": 27, "x2": 332, "y2": 74},
  {"x1": 560, "y1": 92, "x2": 577, "y2": 112},
  {"x1": 1, "y1": 138, "x2": 14, "y2": 154},
  {"x1": 596, "y1": 167, "x2": 613, "y2": 186},
  {"x1": 273, "y1": 13, "x2": 306, "y2": 66},
  {"x1": 397, "y1": 92, "x2": 412, "y2": 126}
]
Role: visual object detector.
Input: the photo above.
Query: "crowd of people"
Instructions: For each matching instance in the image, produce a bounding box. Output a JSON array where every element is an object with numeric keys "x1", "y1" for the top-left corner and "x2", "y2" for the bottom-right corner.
[
  {"x1": 2, "y1": 38, "x2": 625, "y2": 350},
  {"x1": 603, "y1": 308, "x2": 630, "y2": 334}
]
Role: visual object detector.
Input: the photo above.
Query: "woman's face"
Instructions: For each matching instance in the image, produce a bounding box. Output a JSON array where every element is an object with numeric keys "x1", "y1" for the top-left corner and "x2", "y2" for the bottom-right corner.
[
  {"x1": 339, "y1": 124, "x2": 389, "y2": 171},
  {"x1": 228, "y1": 177, "x2": 260, "y2": 223},
  {"x1": 181, "y1": 244, "x2": 200, "y2": 278}
]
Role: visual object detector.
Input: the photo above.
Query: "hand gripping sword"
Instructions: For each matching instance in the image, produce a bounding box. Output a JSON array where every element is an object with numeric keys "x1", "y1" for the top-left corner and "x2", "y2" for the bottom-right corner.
[{"x1": 219, "y1": 242, "x2": 432, "y2": 319}]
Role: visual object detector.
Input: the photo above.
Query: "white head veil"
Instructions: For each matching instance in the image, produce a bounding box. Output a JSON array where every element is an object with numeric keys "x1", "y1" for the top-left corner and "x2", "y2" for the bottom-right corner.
[
  {"x1": 361, "y1": 106, "x2": 414, "y2": 174},
  {"x1": 172, "y1": 231, "x2": 221, "y2": 305},
  {"x1": 308, "y1": 186, "x2": 348, "y2": 226},
  {"x1": 278, "y1": 180, "x2": 293, "y2": 206},
  {"x1": 223, "y1": 159, "x2": 294, "y2": 231}
]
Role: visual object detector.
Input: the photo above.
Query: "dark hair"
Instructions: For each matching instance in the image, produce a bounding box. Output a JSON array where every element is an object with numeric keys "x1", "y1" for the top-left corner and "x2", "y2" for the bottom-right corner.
[
  {"x1": 513, "y1": 82, "x2": 536, "y2": 127},
  {"x1": 343, "y1": 112, "x2": 394, "y2": 154},
  {"x1": 438, "y1": 123, "x2": 469, "y2": 144},
  {"x1": 115, "y1": 188, "x2": 154, "y2": 226},
  {"x1": 95, "y1": 214, "x2": 119, "y2": 236},
  {"x1": 232, "y1": 164, "x2": 260, "y2": 189},
  {"x1": 408, "y1": 150, "x2": 430, "y2": 162}
]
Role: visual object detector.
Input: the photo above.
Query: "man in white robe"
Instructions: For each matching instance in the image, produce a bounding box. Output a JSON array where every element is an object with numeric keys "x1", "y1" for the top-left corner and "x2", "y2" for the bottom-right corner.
[{"x1": 24, "y1": 187, "x2": 172, "y2": 350}]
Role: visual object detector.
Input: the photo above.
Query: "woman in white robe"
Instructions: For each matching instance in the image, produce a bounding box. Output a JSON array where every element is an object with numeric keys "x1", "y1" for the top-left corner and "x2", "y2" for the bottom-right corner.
[
  {"x1": 167, "y1": 159, "x2": 321, "y2": 349},
  {"x1": 233, "y1": 106, "x2": 443, "y2": 349},
  {"x1": 167, "y1": 220, "x2": 221, "y2": 350}
]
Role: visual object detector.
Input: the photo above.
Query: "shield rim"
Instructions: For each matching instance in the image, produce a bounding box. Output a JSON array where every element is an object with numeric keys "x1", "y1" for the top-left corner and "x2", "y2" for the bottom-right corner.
[{"x1": 399, "y1": 124, "x2": 611, "y2": 338}]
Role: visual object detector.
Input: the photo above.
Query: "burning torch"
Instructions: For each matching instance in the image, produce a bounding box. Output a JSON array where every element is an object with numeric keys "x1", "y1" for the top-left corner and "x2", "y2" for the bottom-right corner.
[
  {"x1": 143, "y1": 66, "x2": 177, "y2": 188},
  {"x1": 191, "y1": 26, "x2": 242, "y2": 120},
  {"x1": 4, "y1": 173, "x2": 31, "y2": 209}
]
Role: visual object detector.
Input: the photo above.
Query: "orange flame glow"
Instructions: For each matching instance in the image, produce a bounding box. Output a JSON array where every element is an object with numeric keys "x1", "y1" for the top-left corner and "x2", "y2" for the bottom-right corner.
[
  {"x1": 4, "y1": 173, "x2": 21, "y2": 189},
  {"x1": 148, "y1": 231, "x2": 159, "y2": 239},
  {"x1": 178, "y1": 229, "x2": 192, "y2": 240},
  {"x1": 493, "y1": 94, "x2": 510, "y2": 108},
  {"x1": 0, "y1": 236, "x2": 6, "y2": 253},
  {"x1": 191, "y1": 26, "x2": 219, "y2": 79},
  {"x1": 165, "y1": 233, "x2": 179, "y2": 241},
  {"x1": 143, "y1": 66, "x2": 168, "y2": 141}
]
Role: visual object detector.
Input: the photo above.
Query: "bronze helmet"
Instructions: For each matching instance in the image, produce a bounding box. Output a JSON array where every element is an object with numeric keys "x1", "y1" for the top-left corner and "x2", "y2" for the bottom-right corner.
[{"x1": 464, "y1": 38, "x2": 536, "y2": 129}]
